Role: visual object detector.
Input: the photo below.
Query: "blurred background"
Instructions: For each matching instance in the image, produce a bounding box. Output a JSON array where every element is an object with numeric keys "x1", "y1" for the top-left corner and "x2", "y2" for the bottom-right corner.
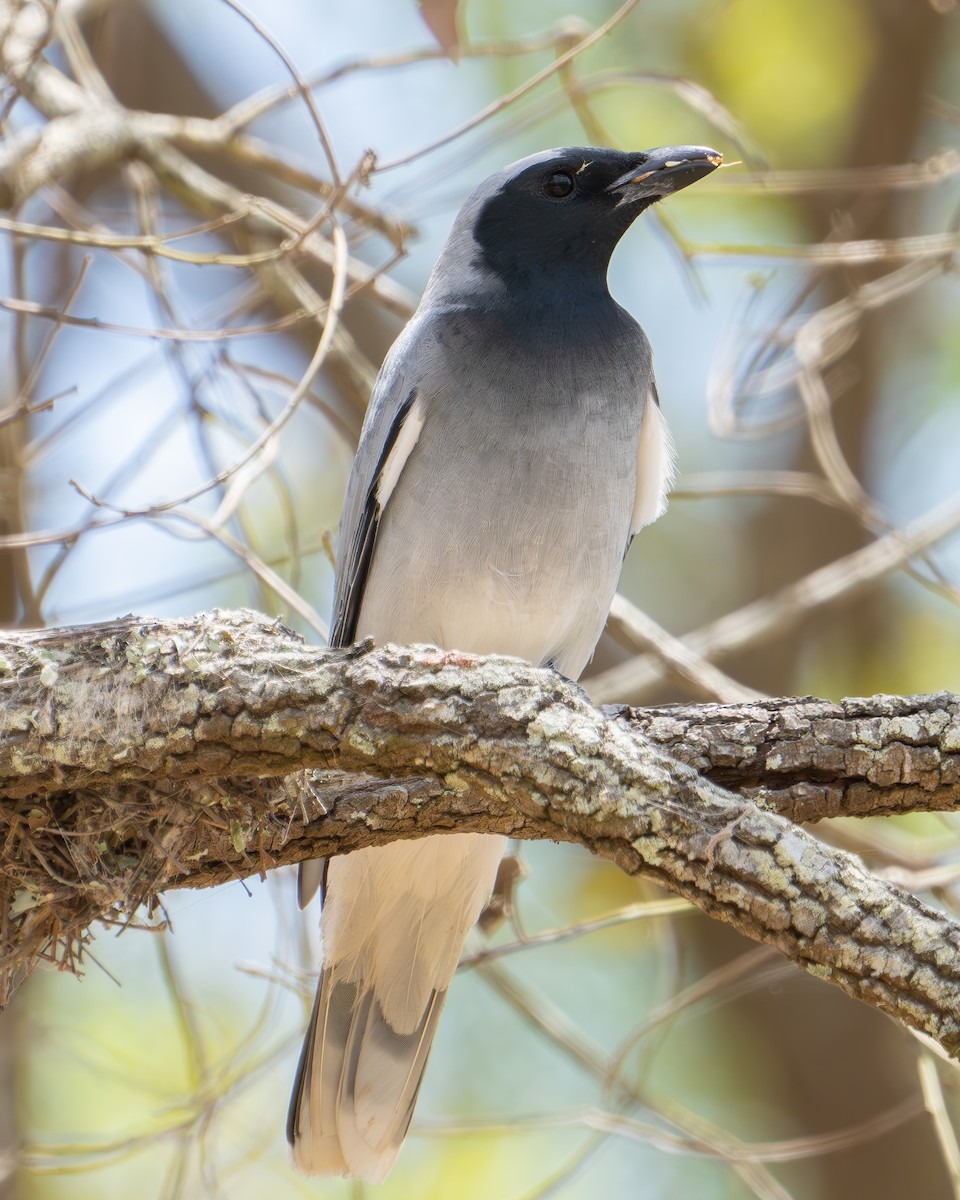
[{"x1": 2, "y1": 0, "x2": 960, "y2": 1196}]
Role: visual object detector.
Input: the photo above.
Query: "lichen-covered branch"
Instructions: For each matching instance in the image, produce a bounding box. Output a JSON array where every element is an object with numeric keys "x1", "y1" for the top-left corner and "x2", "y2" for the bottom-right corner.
[
  {"x1": 2, "y1": 609, "x2": 960, "y2": 1054},
  {"x1": 3, "y1": 610, "x2": 958, "y2": 815}
]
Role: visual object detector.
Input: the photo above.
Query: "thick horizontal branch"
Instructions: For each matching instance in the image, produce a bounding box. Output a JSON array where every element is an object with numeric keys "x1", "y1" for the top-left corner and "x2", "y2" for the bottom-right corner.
[
  {"x1": 2, "y1": 610, "x2": 958, "y2": 817},
  {"x1": 2, "y1": 608, "x2": 960, "y2": 1062}
]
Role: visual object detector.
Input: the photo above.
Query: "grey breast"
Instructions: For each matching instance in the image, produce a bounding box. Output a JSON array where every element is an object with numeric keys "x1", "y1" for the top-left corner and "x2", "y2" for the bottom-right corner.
[{"x1": 356, "y1": 298, "x2": 653, "y2": 677}]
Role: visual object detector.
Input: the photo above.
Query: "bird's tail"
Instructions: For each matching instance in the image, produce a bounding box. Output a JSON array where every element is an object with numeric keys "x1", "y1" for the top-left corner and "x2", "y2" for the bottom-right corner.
[{"x1": 287, "y1": 833, "x2": 505, "y2": 1182}]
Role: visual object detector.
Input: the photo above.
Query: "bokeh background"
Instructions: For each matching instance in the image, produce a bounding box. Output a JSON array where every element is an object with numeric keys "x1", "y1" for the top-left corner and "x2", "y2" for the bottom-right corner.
[{"x1": 2, "y1": 0, "x2": 960, "y2": 1197}]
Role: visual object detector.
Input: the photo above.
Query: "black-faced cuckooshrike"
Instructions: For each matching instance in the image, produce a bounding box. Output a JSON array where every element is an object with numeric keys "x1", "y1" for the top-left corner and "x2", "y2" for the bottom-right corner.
[{"x1": 287, "y1": 143, "x2": 722, "y2": 1182}]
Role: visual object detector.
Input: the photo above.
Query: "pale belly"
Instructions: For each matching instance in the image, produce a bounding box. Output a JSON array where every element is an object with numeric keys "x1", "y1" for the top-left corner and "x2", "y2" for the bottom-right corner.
[{"x1": 358, "y1": 489, "x2": 629, "y2": 679}]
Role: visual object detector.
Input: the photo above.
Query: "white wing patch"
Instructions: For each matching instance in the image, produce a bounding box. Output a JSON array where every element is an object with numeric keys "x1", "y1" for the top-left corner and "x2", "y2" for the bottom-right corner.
[
  {"x1": 630, "y1": 391, "x2": 677, "y2": 536},
  {"x1": 377, "y1": 395, "x2": 425, "y2": 509}
]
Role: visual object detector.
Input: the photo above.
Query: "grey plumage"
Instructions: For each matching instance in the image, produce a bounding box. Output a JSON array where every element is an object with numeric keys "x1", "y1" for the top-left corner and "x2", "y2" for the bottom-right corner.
[{"x1": 287, "y1": 143, "x2": 721, "y2": 1181}]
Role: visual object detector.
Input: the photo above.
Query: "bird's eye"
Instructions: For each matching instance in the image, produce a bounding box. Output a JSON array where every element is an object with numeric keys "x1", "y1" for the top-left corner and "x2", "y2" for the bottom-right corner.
[{"x1": 543, "y1": 170, "x2": 575, "y2": 199}]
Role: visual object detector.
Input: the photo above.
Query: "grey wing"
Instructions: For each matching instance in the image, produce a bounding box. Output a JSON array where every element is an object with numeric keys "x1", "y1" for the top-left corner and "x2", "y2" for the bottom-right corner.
[
  {"x1": 329, "y1": 374, "x2": 423, "y2": 650},
  {"x1": 299, "y1": 348, "x2": 426, "y2": 911}
]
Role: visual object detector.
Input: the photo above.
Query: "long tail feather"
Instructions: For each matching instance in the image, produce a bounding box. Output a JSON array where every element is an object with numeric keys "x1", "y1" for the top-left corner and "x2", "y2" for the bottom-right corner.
[{"x1": 288, "y1": 833, "x2": 504, "y2": 1181}]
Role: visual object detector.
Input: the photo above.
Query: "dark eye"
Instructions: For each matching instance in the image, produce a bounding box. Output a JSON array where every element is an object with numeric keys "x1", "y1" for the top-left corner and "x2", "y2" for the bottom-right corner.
[{"x1": 543, "y1": 170, "x2": 575, "y2": 199}]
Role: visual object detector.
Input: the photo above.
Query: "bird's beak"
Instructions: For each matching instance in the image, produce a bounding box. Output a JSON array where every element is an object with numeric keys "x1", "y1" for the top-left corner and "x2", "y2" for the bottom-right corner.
[{"x1": 607, "y1": 146, "x2": 723, "y2": 203}]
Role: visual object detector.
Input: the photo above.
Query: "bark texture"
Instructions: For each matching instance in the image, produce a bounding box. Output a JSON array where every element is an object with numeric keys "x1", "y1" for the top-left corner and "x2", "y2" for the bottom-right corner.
[{"x1": 617, "y1": 695, "x2": 960, "y2": 823}]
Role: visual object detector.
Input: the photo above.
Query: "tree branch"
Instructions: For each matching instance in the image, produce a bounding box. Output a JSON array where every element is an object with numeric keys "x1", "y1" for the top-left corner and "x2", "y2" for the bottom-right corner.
[
  {"x1": 1, "y1": 608, "x2": 960, "y2": 1058},
  {"x1": 615, "y1": 693, "x2": 960, "y2": 823}
]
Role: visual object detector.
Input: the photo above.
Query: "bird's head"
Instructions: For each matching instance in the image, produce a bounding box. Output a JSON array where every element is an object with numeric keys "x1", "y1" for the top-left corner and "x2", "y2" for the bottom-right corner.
[{"x1": 437, "y1": 145, "x2": 722, "y2": 294}]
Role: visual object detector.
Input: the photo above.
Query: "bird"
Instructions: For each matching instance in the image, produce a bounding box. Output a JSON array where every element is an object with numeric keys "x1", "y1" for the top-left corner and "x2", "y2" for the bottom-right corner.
[{"x1": 287, "y1": 142, "x2": 722, "y2": 1182}]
